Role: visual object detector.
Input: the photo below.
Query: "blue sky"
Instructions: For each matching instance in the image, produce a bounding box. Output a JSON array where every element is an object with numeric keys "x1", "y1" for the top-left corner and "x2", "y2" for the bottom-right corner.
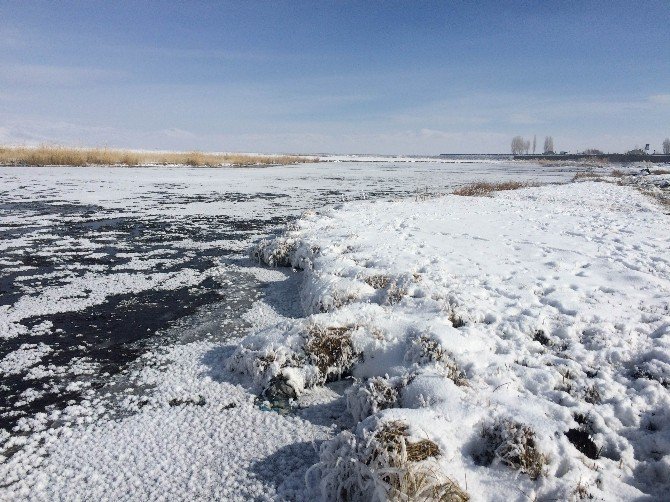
[{"x1": 1, "y1": 1, "x2": 668, "y2": 154}]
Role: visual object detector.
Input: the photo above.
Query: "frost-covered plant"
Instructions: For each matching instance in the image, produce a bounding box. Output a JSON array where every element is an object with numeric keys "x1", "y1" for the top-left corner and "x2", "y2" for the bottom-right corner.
[
  {"x1": 533, "y1": 329, "x2": 551, "y2": 346},
  {"x1": 227, "y1": 323, "x2": 361, "y2": 399},
  {"x1": 346, "y1": 375, "x2": 409, "y2": 421},
  {"x1": 227, "y1": 343, "x2": 303, "y2": 389},
  {"x1": 583, "y1": 384, "x2": 602, "y2": 404},
  {"x1": 363, "y1": 274, "x2": 390, "y2": 290},
  {"x1": 632, "y1": 359, "x2": 670, "y2": 388},
  {"x1": 405, "y1": 335, "x2": 467, "y2": 386},
  {"x1": 252, "y1": 237, "x2": 298, "y2": 267},
  {"x1": 447, "y1": 310, "x2": 465, "y2": 328},
  {"x1": 386, "y1": 283, "x2": 407, "y2": 305},
  {"x1": 452, "y1": 181, "x2": 530, "y2": 197},
  {"x1": 304, "y1": 325, "x2": 359, "y2": 382},
  {"x1": 476, "y1": 418, "x2": 547, "y2": 480},
  {"x1": 312, "y1": 290, "x2": 361, "y2": 313},
  {"x1": 306, "y1": 420, "x2": 468, "y2": 502}
]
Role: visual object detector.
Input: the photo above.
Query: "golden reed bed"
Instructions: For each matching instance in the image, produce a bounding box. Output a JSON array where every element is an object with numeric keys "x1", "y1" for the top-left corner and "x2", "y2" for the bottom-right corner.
[{"x1": 0, "y1": 145, "x2": 317, "y2": 167}]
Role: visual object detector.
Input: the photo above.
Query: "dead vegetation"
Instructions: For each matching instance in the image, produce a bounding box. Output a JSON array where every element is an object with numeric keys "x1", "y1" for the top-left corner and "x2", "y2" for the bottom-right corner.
[
  {"x1": 363, "y1": 274, "x2": 391, "y2": 289},
  {"x1": 362, "y1": 274, "x2": 408, "y2": 304},
  {"x1": 304, "y1": 325, "x2": 358, "y2": 380},
  {"x1": 535, "y1": 158, "x2": 611, "y2": 167},
  {"x1": 365, "y1": 422, "x2": 468, "y2": 501},
  {"x1": 583, "y1": 384, "x2": 602, "y2": 404},
  {"x1": 314, "y1": 290, "x2": 361, "y2": 313},
  {"x1": 533, "y1": 329, "x2": 552, "y2": 346},
  {"x1": 346, "y1": 375, "x2": 404, "y2": 421},
  {"x1": 572, "y1": 171, "x2": 602, "y2": 181},
  {"x1": 375, "y1": 422, "x2": 440, "y2": 462},
  {"x1": 385, "y1": 283, "x2": 407, "y2": 305},
  {"x1": 573, "y1": 475, "x2": 598, "y2": 500},
  {"x1": 477, "y1": 418, "x2": 547, "y2": 480},
  {"x1": 408, "y1": 336, "x2": 468, "y2": 386},
  {"x1": 452, "y1": 181, "x2": 532, "y2": 197},
  {"x1": 252, "y1": 238, "x2": 298, "y2": 267},
  {"x1": 448, "y1": 311, "x2": 465, "y2": 328},
  {"x1": 309, "y1": 421, "x2": 469, "y2": 501},
  {"x1": 0, "y1": 145, "x2": 316, "y2": 167},
  {"x1": 639, "y1": 188, "x2": 670, "y2": 210}
]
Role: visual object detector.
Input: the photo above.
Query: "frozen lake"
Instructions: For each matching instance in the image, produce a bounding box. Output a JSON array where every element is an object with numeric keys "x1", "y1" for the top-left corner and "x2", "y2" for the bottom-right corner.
[{"x1": 0, "y1": 161, "x2": 578, "y2": 498}]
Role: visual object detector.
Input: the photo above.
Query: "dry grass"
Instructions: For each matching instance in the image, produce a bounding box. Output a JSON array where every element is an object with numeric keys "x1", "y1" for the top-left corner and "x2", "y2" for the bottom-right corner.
[
  {"x1": 452, "y1": 181, "x2": 531, "y2": 197},
  {"x1": 410, "y1": 336, "x2": 468, "y2": 386},
  {"x1": 572, "y1": 171, "x2": 602, "y2": 181},
  {"x1": 375, "y1": 422, "x2": 440, "y2": 462},
  {"x1": 610, "y1": 169, "x2": 626, "y2": 177},
  {"x1": 478, "y1": 418, "x2": 547, "y2": 480},
  {"x1": 0, "y1": 145, "x2": 316, "y2": 167},
  {"x1": 371, "y1": 422, "x2": 469, "y2": 502},
  {"x1": 309, "y1": 421, "x2": 468, "y2": 501},
  {"x1": 536, "y1": 158, "x2": 610, "y2": 167},
  {"x1": 386, "y1": 283, "x2": 407, "y2": 305},
  {"x1": 651, "y1": 168, "x2": 670, "y2": 175},
  {"x1": 253, "y1": 237, "x2": 298, "y2": 268},
  {"x1": 646, "y1": 191, "x2": 670, "y2": 209},
  {"x1": 363, "y1": 274, "x2": 391, "y2": 289},
  {"x1": 346, "y1": 375, "x2": 405, "y2": 421},
  {"x1": 583, "y1": 384, "x2": 602, "y2": 404},
  {"x1": 304, "y1": 325, "x2": 358, "y2": 380}
]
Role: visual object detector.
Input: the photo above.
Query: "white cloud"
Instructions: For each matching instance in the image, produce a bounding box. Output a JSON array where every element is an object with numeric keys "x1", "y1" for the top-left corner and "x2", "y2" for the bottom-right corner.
[{"x1": 508, "y1": 113, "x2": 543, "y2": 125}]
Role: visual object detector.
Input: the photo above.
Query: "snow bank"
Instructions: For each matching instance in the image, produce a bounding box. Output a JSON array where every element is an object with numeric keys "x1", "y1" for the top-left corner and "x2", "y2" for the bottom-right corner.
[{"x1": 232, "y1": 181, "x2": 670, "y2": 500}]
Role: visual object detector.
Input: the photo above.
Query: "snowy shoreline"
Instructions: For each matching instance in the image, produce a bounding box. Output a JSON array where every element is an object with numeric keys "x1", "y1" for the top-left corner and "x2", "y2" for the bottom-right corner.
[
  {"x1": 237, "y1": 179, "x2": 670, "y2": 500},
  {"x1": 2, "y1": 164, "x2": 667, "y2": 500}
]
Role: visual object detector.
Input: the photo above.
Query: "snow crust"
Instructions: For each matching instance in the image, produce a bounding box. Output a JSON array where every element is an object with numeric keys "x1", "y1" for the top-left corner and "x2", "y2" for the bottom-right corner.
[{"x1": 236, "y1": 181, "x2": 670, "y2": 500}]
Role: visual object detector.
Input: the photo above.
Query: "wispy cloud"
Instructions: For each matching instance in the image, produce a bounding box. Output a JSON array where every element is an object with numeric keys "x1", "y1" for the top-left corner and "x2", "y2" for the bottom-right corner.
[
  {"x1": 649, "y1": 94, "x2": 670, "y2": 105},
  {"x1": 0, "y1": 64, "x2": 127, "y2": 86},
  {"x1": 102, "y1": 43, "x2": 310, "y2": 63},
  {"x1": 508, "y1": 113, "x2": 544, "y2": 125},
  {"x1": 386, "y1": 91, "x2": 670, "y2": 132}
]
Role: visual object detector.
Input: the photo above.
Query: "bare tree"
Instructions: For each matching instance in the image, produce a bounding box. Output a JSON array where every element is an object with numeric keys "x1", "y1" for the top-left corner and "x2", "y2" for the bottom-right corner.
[
  {"x1": 524, "y1": 139, "x2": 531, "y2": 154},
  {"x1": 663, "y1": 138, "x2": 670, "y2": 154},
  {"x1": 543, "y1": 136, "x2": 554, "y2": 154},
  {"x1": 532, "y1": 135, "x2": 537, "y2": 154},
  {"x1": 511, "y1": 136, "x2": 526, "y2": 155}
]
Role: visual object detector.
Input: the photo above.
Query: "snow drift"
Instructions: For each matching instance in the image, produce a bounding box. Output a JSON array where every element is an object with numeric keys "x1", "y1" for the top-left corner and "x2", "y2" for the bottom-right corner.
[{"x1": 230, "y1": 180, "x2": 670, "y2": 500}]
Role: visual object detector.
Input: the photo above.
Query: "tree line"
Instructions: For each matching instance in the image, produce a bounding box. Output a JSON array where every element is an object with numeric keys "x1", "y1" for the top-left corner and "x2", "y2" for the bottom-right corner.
[
  {"x1": 511, "y1": 135, "x2": 553, "y2": 155},
  {"x1": 512, "y1": 137, "x2": 670, "y2": 155}
]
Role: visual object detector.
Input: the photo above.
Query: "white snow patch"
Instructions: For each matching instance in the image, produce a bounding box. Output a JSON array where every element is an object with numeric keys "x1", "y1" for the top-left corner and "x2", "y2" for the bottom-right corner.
[{"x1": 234, "y1": 181, "x2": 670, "y2": 500}]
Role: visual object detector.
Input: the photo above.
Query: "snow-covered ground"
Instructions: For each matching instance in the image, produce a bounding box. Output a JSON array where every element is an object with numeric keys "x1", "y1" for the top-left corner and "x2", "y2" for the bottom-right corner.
[
  {"x1": 245, "y1": 178, "x2": 670, "y2": 500},
  {"x1": 1, "y1": 162, "x2": 665, "y2": 500}
]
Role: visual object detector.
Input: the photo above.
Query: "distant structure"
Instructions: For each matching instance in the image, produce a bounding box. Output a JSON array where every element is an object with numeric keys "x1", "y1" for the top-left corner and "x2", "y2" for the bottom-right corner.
[{"x1": 512, "y1": 137, "x2": 670, "y2": 162}]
